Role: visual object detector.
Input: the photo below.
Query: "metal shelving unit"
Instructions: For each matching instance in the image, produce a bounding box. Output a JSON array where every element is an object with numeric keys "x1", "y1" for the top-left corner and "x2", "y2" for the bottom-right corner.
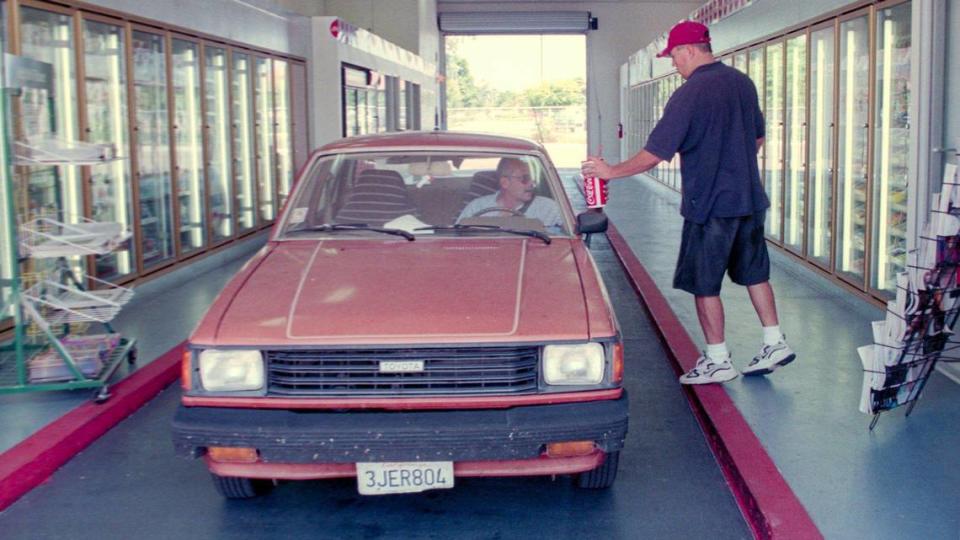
[{"x1": 0, "y1": 53, "x2": 136, "y2": 402}]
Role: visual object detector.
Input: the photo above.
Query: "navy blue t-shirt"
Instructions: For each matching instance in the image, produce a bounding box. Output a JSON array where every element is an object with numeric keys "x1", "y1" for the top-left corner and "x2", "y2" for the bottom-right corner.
[{"x1": 644, "y1": 61, "x2": 769, "y2": 224}]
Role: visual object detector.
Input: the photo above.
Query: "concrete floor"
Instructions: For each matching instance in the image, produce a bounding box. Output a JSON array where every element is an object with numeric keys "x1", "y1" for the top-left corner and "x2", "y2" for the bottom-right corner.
[
  {"x1": 0, "y1": 233, "x2": 750, "y2": 540},
  {"x1": 4, "y1": 170, "x2": 959, "y2": 538},
  {"x1": 599, "y1": 173, "x2": 960, "y2": 540}
]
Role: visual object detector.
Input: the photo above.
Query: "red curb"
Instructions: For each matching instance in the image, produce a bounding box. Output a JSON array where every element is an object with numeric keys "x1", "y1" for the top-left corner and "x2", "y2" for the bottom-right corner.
[
  {"x1": 605, "y1": 223, "x2": 822, "y2": 540},
  {"x1": 0, "y1": 342, "x2": 185, "y2": 512}
]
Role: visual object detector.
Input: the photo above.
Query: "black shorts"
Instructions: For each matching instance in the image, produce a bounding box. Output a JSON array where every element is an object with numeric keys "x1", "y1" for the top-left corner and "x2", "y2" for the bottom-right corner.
[{"x1": 672, "y1": 212, "x2": 770, "y2": 297}]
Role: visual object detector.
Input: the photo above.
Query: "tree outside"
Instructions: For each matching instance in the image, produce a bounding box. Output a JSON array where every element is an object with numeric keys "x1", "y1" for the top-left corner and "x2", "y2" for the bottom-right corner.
[{"x1": 445, "y1": 35, "x2": 586, "y2": 168}]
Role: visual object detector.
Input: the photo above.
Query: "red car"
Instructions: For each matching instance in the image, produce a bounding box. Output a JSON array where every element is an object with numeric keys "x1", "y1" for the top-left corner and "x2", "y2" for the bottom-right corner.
[{"x1": 173, "y1": 131, "x2": 627, "y2": 498}]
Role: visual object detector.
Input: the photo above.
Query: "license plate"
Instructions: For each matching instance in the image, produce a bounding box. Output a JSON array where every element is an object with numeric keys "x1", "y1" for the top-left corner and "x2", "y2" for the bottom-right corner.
[{"x1": 356, "y1": 461, "x2": 454, "y2": 495}]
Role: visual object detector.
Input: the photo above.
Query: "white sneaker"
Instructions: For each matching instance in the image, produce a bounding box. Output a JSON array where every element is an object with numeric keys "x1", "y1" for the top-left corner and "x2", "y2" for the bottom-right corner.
[
  {"x1": 679, "y1": 354, "x2": 739, "y2": 385},
  {"x1": 742, "y1": 340, "x2": 796, "y2": 376}
]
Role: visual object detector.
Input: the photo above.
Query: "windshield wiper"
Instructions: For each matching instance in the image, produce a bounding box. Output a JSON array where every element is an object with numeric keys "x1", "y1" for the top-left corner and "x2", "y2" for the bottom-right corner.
[
  {"x1": 415, "y1": 224, "x2": 550, "y2": 245},
  {"x1": 286, "y1": 223, "x2": 415, "y2": 241}
]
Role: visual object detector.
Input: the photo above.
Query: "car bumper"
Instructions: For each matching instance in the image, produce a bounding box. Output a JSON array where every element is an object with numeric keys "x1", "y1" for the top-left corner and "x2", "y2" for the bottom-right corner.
[{"x1": 172, "y1": 393, "x2": 628, "y2": 464}]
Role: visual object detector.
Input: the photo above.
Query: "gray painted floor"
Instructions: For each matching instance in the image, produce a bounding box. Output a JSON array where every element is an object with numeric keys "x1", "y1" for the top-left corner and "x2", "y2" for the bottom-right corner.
[
  {"x1": 597, "y1": 173, "x2": 960, "y2": 540},
  {"x1": 0, "y1": 233, "x2": 750, "y2": 540},
  {"x1": 0, "y1": 236, "x2": 265, "y2": 454}
]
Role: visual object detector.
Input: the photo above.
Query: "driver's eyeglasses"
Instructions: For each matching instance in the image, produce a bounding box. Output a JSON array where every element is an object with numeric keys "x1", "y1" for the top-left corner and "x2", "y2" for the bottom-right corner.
[{"x1": 504, "y1": 174, "x2": 532, "y2": 184}]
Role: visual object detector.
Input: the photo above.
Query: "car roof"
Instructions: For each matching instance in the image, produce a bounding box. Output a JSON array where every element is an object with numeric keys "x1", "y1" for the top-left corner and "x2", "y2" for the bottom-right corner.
[{"x1": 316, "y1": 131, "x2": 547, "y2": 154}]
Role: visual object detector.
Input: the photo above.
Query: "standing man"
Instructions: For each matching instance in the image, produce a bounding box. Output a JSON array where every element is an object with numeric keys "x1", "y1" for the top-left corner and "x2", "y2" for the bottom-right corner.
[{"x1": 581, "y1": 20, "x2": 795, "y2": 384}]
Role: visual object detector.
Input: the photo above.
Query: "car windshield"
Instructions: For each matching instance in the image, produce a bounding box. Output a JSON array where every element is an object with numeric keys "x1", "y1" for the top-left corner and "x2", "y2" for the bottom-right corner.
[{"x1": 278, "y1": 151, "x2": 571, "y2": 239}]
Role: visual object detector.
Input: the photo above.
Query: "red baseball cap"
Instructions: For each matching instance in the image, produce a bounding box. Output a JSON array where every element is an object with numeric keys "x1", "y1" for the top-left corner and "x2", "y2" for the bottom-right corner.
[{"x1": 657, "y1": 20, "x2": 711, "y2": 58}]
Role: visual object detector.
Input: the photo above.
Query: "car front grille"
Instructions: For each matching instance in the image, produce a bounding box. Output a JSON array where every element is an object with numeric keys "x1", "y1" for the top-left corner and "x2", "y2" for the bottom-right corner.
[{"x1": 266, "y1": 346, "x2": 540, "y2": 396}]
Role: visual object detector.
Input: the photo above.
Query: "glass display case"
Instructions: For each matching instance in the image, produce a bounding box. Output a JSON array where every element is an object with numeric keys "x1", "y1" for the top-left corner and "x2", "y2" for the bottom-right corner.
[
  {"x1": 18, "y1": 7, "x2": 81, "y2": 228},
  {"x1": 837, "y1": 14, "x2": 870, "y2": 282},
  {"x1": 807, "y1": 25, "x2": 836, "y2": 268},
  {"x1": 254, "y1": 56, "x2": 275, "y2": 222},
  {"x1": 204, "y1": 45, "x2": 233, "y2": 243},
  {"x1": 82, "y1": 18, "x2": 134, "y2": 280},
  {"x1": 273, "y1": 59, "x2": 292, "y2": 207},
  {"x1": 870, "y1": 2, "x2": 911, "y2": 294},
  {"x1": 171, "y1": 38, "x2": 206, "y2": 254},
  {"x1": 733, "y1": 51, "x2": 747, "y2": 74},
  {"x1": 132, "y1": 30, "x2": 174, "y2": 268},
  {"x1": 290, "y1": 62, "x2": 309, "y2": 172},
  {"x1": 0, "y1": 3, "x2": 12, "y2": 319},
  {"x1": 783, "y1": 34, "x2": 807, "y2": 252},
  {"x1": 748, "y1": 47, "x2": 765, "y2": 183},
  {"x1": 232, "y1": 51, "x2": 256, "y2": 232},
  {"x1": 765, "y1": 42, "x2": 785, "y2": 242},
  {"x1": 397, "y1": 79, "x2": 407, "y2": 131}
]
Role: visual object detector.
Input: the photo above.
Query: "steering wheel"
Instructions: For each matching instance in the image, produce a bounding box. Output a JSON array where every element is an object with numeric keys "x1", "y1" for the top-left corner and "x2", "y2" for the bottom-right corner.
[{"x1": 470, "y1": 206, "x2": 525, "y2": 218}]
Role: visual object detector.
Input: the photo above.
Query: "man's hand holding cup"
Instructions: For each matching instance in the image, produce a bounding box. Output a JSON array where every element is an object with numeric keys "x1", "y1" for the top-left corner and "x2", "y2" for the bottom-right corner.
[{"x1": 580, "y1": 156, "x2": 610, "y2": 209}]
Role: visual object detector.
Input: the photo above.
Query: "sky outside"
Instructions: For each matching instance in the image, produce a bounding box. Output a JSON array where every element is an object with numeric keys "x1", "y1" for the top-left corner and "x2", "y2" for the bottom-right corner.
[{"x1": 448, "y1": 34, "x2": 585, "y2": 91}]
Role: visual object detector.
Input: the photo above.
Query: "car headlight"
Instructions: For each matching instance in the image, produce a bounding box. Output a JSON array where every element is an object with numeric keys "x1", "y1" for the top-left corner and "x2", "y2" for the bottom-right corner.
[
  {"x1": 543, "y1": 343, "x2": 605, "y2": 385},
  {"x1": 198, "y1": 349, "x2": 264, "y2": 392}
]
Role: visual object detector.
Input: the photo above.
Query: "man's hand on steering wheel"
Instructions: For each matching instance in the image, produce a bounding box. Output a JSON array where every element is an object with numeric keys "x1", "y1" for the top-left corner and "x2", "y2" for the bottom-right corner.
[{"x1": 470, "y1": 207, "x2": 525, "y2": 218}]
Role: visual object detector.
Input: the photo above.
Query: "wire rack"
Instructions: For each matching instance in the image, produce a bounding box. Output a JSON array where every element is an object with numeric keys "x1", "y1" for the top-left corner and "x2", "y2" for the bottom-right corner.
[
  {"x1": 21, "y1": 274, "x2": 133, "y2": 325},
  {"x1": 19, "y1": 216, "x2": 132, "y2": 258}
]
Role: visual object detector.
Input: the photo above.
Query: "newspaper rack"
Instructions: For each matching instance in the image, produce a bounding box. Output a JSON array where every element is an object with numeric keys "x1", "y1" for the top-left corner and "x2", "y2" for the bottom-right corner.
[{"x1": 860, "y1": 171, "x2": 960, "y2": 429}]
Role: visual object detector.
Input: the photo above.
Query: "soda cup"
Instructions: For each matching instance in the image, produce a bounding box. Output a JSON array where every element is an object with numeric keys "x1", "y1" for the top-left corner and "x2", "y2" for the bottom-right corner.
[{"x1": 583, "y1": 175, "x2": 607, "y2": 208}]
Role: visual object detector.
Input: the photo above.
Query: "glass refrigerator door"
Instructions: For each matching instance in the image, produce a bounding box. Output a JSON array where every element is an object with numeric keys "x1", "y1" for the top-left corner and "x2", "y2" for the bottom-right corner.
[
  {"x1": 171, "y1": 39, "x2": 206, "y2": 254},
  {"x1": 870, "y1": 3, "x2": 911, "y2": 294},
  {"x1": 836, "y1": 15, "x2": 870, "y2": 282},
  {"x1": 83, "y1": 19, "x2": 135, "y2": 280},
  {"x1": 765, "y1": 42, "x2": 785, "y2": 242},
  {"x1": 18, "y1": 7, "x2": 81, "y2": 229},
  {"x1": 783, "y1": 34, "x2": 807, "y2": 252},
  {"x1": 231, "y1": 51, "x2": 256, "y2": 232},
  {"x1": 204, "y1": 46, "x2": 233, "y2": 242},
  {"x1": 254, "y1": 56, "x2": 275, "y2": 221},
  {"x1": 733, "y1": 52, "x2": 747, "y2": 74},
  {"x1": 748, "y1": 48, "x2": 765, "y2": 187},
  {"x1": 807, "y1": 26, "x2": 836, "y2": 267},
  {"x1": 131, "y1": 30, "x2": 174, "y2": 268},
  {"x1": 290, "y1": 62, "x2": 309, "y2": 172},
  {"x1": 273, "y1": 59, "x2": 293, "y2": 206}
]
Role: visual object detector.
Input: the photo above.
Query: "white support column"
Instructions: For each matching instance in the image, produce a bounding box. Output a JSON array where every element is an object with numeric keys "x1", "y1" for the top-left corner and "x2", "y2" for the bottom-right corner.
[{"x1": 909, "y1": 0, "x2": 946, "y2": 237}]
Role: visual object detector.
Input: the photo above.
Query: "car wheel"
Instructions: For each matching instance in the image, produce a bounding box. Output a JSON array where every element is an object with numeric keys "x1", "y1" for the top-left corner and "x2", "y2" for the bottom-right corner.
[
  {"x1": 575, "y1": 451, "x2": 619, "y2": 489},
  {"x1": 210, "y1": 473, "x2": 274, "y2": 499}
]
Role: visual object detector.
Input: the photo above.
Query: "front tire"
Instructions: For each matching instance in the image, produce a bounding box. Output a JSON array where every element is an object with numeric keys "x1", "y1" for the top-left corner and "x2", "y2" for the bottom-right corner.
[
  {"x1": 211, "y1": 473, "x2": 274, "y2": 499},
  {"x1": 576, "y1": 451, "x2": 619, "y2": 489}
]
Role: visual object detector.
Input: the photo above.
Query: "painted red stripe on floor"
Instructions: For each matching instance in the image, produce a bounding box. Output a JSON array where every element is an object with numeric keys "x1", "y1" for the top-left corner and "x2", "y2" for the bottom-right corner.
[
  {"x1": 606, "y1": 223, "x2": 821, "y2": 540},
  {"x1": 0, "y1": 343, "x2": 185, "y2": 512}
]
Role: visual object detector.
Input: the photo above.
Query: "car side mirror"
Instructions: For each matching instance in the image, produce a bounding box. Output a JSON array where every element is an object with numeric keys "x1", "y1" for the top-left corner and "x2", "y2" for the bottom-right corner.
[{"x1": 576, "y1": 211, "x2": 608, "y2": 235}]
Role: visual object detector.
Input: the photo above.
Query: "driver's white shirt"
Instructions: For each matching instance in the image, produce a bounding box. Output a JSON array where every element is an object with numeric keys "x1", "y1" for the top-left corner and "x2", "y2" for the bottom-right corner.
[{"x1": 457, "y1": 193, "x2": 564, "y2": 229}]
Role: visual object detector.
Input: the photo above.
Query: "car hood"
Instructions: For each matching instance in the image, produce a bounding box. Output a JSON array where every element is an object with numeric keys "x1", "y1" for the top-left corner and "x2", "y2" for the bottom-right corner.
[{"x1": 202, "y1": 238, "x2": 591, "y2": 346}]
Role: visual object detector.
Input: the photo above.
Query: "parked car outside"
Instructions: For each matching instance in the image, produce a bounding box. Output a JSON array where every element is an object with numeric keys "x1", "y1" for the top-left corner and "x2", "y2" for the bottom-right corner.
[{"x1": 172, "y1": 131, "x2": 627, "y2": 498}]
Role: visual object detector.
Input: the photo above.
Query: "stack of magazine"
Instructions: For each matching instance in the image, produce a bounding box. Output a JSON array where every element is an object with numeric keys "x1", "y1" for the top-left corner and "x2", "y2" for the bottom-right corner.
[{"x1": 859, "y1": 162, "x2": 960, "y2": 415}]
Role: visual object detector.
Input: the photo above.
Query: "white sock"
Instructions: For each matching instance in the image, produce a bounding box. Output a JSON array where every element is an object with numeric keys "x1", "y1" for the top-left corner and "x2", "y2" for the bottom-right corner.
[
  {"x1": 762, "y1": 325, "x2": 783, "y2": 346},
  {"x1": 706, "y1": 342, "x2": 729, "y2": 362}
]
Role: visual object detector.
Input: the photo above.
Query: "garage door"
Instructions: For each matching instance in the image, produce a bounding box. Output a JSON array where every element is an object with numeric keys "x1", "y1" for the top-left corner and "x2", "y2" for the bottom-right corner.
[{"x1": 438, "y1": 11, "x2": 594, "y2": 34}]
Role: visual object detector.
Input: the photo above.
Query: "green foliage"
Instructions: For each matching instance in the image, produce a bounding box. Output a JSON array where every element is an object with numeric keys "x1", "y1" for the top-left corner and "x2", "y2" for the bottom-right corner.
[{"x1": 445, "y1": 41, "x2": 584, "y2": 109}]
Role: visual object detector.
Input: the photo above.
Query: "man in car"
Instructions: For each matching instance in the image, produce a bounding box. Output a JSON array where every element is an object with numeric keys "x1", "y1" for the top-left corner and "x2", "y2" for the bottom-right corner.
[{"x1": 457, "y1": 157, "x2": 563, "y2": 230}]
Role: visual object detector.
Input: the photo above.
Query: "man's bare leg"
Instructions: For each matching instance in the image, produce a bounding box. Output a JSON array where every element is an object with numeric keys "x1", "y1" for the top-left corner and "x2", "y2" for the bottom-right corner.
[
  {"x1": 746, "y1": 281, "x2": 779, "y2": 327},
  {"x1": 695, "y1": 295, "x2": 725, "y2": 344}
]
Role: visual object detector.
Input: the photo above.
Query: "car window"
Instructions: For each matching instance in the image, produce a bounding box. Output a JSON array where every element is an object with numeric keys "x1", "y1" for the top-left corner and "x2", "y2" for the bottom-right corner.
[{"x1": 279, "y1": 152, "x2": 570, "y2": 237}]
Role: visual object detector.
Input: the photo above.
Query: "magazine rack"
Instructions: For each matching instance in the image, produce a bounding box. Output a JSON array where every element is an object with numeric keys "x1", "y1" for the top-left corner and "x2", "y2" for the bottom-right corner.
[
  {"x1": 0, "y1": 54, "x2": 136, "y2": 402},
  {"x1": 861, "y1": 175, "x2": 960, "y2": 429}
]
